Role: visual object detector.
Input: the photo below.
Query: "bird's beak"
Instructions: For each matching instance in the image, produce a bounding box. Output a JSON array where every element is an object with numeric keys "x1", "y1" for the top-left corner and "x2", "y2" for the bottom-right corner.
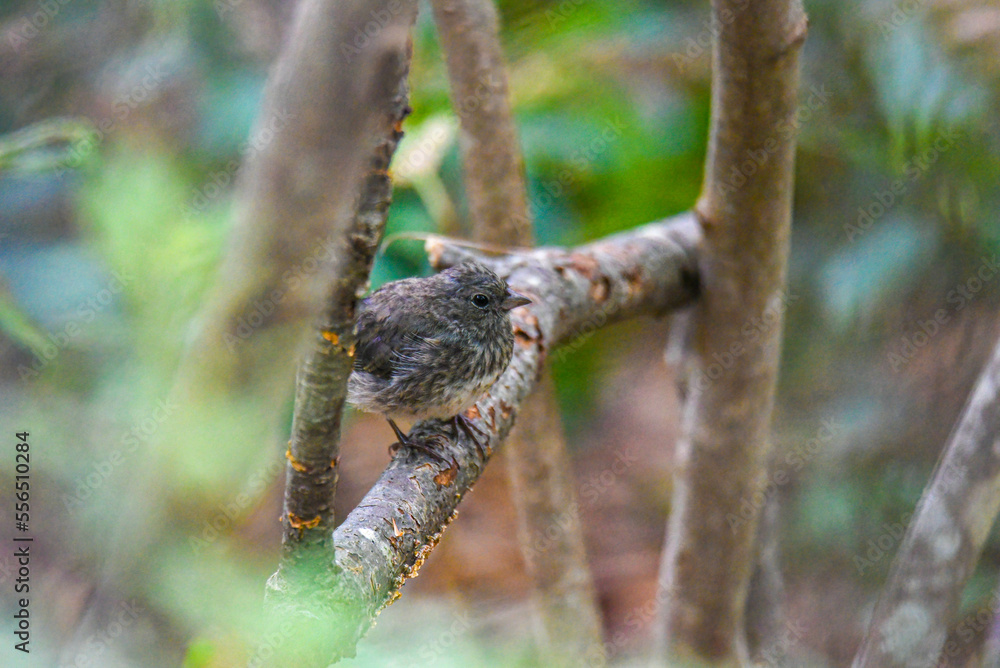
[{"x1": 502, "y1": 289, "x2": 531, "y2": 311}]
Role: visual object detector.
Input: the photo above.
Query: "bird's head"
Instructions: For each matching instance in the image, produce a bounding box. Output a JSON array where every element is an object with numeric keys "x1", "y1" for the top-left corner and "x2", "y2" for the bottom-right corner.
[{"x1": 436, "y1": 262, "x2": 531, "y2": 325}]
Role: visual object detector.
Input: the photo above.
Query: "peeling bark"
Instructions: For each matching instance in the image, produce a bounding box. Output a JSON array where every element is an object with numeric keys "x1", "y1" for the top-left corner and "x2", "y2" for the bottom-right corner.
[
  {"x1": 263, "y1": 213, "x2": 701, "y2": 664},
  {"x1": 853, "y1": 336, "x2": 1000, "y2": 668},
  {"x1": 655, "y1": 0, "x2": 807, "y2": 663}
]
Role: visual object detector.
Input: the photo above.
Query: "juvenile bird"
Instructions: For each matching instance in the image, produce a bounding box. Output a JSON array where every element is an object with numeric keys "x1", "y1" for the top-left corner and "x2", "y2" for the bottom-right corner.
[{"x1": 347, "y1": 261, "x2": 530, "y2": 462}]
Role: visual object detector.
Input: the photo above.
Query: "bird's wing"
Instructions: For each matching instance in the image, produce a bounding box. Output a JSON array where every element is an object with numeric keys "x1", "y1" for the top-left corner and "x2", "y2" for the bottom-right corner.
[
  {"x1": 353, "y1": 303, "x2": 442, "y2": 380},
  {"x1": 353, "y1": 306, "x2": 400, "y2": 380}
]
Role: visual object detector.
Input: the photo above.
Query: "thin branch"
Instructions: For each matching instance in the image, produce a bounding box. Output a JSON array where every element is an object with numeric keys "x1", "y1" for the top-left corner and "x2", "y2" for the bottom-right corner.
[
  {"x1": 172, "y1": 0, "x2": 418, "y2": 663},
  {"x1": 504, "y1": 374, "x2": 604, "y2": 664},
  {"x1": 853, "y1": 335, "x2": 1000, "y2": 668},
  {"x1": 429, "y1": 0, "x2": 532, "y2": 246},
  {"x1": 429, "y1": 0, "x2": 603, "y2": 661},
  {"x1": 746, "y1": 494, "x2": 787, "y2": 664},
  {"x1": 656, "y1": 0, "x2": 807, "y2": 663},
  {"x1": 278, "y1": 42, "x2": 413, "y2": 562},
  {"x1": 263, "y1": 213, "x2": 701, "y2": 664}
]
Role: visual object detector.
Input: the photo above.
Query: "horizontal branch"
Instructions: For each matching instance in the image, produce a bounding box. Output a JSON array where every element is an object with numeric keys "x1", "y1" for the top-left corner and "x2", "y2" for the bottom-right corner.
[{"x1": 263, "y1": 212, "x2": 700, "y2": 662}]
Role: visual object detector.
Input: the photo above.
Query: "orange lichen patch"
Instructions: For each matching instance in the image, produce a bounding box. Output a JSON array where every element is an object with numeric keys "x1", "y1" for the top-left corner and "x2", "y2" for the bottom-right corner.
[
  {"x1": 285, "y1": 448, "x2": 309, "y2": 472},
  {"x1": 464, "y1": 405, "x2": 482, "y2": 420},
  {"x1": 287, "y1": 512, "x2": 321, "y2": 531},
  {"x1": 375, "y1": 509, "x2": 464, "y2": 619},
  {"x1": 499, "y1": 401, "x2": 514, "y2": 420},
  {"x1": 384, "y1": 589, "x2": 402, "y2": 608},
  {"x1": 590, "y1": 275, "x2": 611, "y2": 302},
  {"x1": 320, "y1": 330, "x2": 355, "y2": 356},
  {"x1": 398, "y1": 511, "x2": 458, "y2": 583},
  {"x1": 434, "y1": 463, "x2": 458, "y2": 488},
  {"x1": 409, "y1": 532, "x2": 441, "y2": 577}
]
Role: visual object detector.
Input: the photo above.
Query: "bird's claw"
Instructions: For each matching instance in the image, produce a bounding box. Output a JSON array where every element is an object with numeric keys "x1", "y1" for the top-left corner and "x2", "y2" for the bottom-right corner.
[
  {"x1": 454, "y1": 413, "x2": 490, "y2": 459},
  {"x1": 387, "y1": 418, "x2": 451, "y2": 465}
]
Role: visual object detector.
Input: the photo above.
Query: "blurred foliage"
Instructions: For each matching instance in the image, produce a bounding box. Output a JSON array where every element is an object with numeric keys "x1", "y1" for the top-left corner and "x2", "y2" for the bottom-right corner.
[{"x1": 2, "y1": 0, "x2": 1000, "y2": 665}]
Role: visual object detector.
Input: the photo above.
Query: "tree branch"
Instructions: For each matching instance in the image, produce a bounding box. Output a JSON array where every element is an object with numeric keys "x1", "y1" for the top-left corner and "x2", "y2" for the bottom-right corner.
[
  {"x1": 429, "y1": 0, "x2": 603, "y2": 661},
  {"x1": 655, "y1": 0, "x2": 807, "y2": 663},
  {"x1": 263, "y1": 213, "x2": 701, "y2": 663},
  {"x1": 853, "y1": 335, "x2": 1000, "y2": 668},
  {"x1": 278, "y1": 32, "x2": 413, "y2": 562},
  {"x1": 429, "y1": 0, "x2": 531, "y2": 245}
]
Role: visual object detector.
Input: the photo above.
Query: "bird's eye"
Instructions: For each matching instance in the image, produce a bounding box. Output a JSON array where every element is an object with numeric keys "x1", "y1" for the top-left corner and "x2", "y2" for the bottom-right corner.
[{"x1": 471, "y1": 294, "x2": 490, "y2": 309}]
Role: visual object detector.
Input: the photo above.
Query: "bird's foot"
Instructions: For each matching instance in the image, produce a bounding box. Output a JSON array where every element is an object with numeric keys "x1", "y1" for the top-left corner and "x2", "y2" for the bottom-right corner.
[
  {"x1": 453, "y1": 413, "x2": 490, "y2": 459},
  {"x1": 387, "y1": 418, "x2": 451, "y2": 465}
]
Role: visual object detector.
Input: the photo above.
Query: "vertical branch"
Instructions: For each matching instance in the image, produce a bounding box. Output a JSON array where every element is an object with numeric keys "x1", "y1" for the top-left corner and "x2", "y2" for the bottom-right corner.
[
  {"x1": 429, "y1": 0, "x2": 603, "y2": 662},
  {"x1": 746, "y1": 494, "x2": 787, "y2": 663},
  {"x1": 279, "y1": 62, "x2": 413, "y2": 561},
  {"x1": 506, "y1": 375, "x2": 605, "y2": 664},
  {"x1": 853, "y1": 336, "x2": 1000, "y2": 668},
  {"x1": 656, "y1": 0, "x2": 807, "y2": 663},
  {"x1": 429, "y1": 0, "x2": 531, "y2": 245},
  {"x1": 203, "y1": 0, "x2": 418, "y2": 664}
]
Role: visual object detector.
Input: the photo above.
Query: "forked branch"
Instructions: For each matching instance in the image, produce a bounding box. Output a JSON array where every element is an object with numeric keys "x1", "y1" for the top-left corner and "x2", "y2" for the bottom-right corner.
[{"x1": 263, "y1": 213, "x2": 700, "y2": 663}]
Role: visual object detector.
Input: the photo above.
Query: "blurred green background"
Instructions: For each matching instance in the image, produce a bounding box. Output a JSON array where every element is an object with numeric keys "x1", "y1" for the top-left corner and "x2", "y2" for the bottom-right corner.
[{"x1": 1, "y1": 0, "x2": 1000, "y2": 665}]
